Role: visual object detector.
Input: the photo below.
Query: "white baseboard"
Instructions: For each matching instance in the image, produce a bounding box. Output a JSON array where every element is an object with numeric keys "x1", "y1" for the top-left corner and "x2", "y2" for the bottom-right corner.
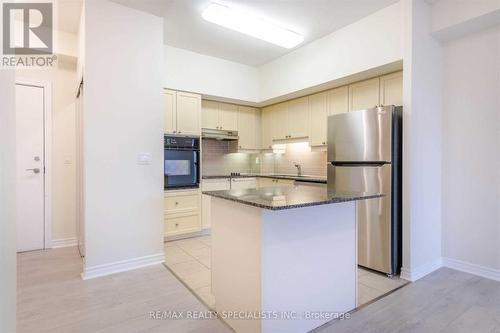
[
  {"x1": 82, "y1": 252, "x2": 165, "y2": 280},
  {"x1": 400, "y1": 258, "x2": 443, "y2": 282},
  {"x1": 442, "y1": 257, "x2": 500, "y2": 282},
  {"x1": 51, "y1": 237, "x2": 77, "y2": 248}
]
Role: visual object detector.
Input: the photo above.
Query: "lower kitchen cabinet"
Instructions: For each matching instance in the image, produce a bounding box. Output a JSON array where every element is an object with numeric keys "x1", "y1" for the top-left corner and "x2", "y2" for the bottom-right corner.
[
  {"x1": 258, "y1": 177, "x2": 295, "y2": 187},
  {"x1": 201, "y1": 178, "x2": 231, "y2": 229},
  {"x1": 164, "y1": 189, "x2": 201, "y2": 238},
  {"x1": 230, "y1": 177, "x2": 257, "y2": 189}
]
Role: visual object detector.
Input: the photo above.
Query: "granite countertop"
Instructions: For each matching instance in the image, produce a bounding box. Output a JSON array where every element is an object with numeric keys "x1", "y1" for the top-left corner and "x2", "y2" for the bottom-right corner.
[
  {"x1": 202, "y1": 174, "x2": 327, "y2": 184},
  {"x1": 203, "y1": 185, "x2": 382, "y2": 210}
]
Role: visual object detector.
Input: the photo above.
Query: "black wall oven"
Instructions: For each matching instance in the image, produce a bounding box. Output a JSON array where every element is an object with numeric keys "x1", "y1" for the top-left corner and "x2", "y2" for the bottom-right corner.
[{"x1": 164, "y1": 135, "x2": 200, "y2": 189}]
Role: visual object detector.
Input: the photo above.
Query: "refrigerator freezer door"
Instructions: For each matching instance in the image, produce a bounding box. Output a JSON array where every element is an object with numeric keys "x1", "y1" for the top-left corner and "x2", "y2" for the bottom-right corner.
[
  {"x1": 327, "y1": 106, "x2": 393, "y2": 163},
  {"x1": 328, "y1": 163, "x2": 392, "y2": 273}
]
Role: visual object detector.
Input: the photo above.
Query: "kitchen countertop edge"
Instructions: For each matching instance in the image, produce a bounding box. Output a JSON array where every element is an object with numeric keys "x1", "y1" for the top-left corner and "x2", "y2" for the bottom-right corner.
[{"x1": 203, "y1": 188, "x2": 383, "y2": 211}]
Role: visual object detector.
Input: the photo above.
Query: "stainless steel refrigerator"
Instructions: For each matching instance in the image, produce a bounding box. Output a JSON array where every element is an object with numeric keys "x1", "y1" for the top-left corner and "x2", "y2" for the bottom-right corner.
[{"x1": 327, "y1": 106, "x2": 402, "y2": 276}]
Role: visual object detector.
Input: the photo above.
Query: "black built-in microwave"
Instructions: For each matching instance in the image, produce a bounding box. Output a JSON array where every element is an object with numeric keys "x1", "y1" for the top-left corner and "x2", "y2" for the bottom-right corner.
[{"x1": 164, "y1": 135, "x2": 200, "y2": 189}]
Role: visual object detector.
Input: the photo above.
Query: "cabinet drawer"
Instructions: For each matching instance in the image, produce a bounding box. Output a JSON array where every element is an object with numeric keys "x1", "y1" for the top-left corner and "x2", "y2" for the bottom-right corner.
[
  {"x1": 165, "y1": 192, "x2": 200, "y2": 213},
  {"x1": 165, "y1": 212, "x2": 201, "y2": 235}
]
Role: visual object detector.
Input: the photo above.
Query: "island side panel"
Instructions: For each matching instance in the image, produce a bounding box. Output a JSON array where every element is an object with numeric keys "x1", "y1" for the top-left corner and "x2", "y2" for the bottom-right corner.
[
  {"x1": 211, "y1": 197, "x2": 263, "y2": 333},
  {"x1": 260, "y1": 202, "x2": 357, "y2": 333}
]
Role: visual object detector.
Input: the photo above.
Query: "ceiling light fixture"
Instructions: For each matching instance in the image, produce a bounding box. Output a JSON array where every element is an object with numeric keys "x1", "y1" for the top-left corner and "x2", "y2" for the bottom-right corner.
[{"x1": 202, "y1": 3, "x2": 304, "y2": 49}]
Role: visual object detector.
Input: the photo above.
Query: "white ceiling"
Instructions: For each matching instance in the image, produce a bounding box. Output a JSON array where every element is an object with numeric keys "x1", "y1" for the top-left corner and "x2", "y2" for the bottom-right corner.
[
  {"x1": 112, "y1": 0, "x2": 399, "y2": 66},
  {"x1": 56, "y1": 0, "x2": 83, "y2": 34}
]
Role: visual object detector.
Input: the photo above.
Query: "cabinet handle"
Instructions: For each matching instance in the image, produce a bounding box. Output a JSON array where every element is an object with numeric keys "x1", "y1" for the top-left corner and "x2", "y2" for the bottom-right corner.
[
  {"x1": 175, "y1": 201, "x2": 179, "y2": 205},
  {"x1": 178, "y1": 131, "x2": 182, "y2": 134},
  {"x1": 322, "y1": 142, "x2": 326, "y2": 145},
  {"x1": 175, "y1": 223, "x2": 179, "y2": 227},
  {"x1": 239, "y1": 145, "x2": 242, "y2": 149},
  {"x1": 173, "y1": 130, "x2": 177, "y2": 133}
]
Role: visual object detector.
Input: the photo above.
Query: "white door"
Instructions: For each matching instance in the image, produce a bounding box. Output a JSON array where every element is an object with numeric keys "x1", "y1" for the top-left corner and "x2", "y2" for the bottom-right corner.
[{"x1": 16, "y1": 84, "x2": 46, "y2": 252}]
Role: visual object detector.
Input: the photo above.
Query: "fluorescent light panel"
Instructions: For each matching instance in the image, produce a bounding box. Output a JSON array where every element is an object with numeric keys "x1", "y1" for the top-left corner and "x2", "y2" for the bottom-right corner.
[{"x1": 202, "y1": 3, "x2": 304, "y2": 49}]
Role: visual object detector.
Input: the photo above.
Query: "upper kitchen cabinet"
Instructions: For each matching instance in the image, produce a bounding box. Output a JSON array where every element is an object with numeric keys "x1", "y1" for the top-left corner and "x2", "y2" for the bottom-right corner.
[
  {"x1": 163, "y1": 89, "x2": 177, "y2": 135},
  {"x1": 163, "y1": 89, "x2": 201, "y2": 136},
  {"x1": 328, "y1": 86, "x2": 349, "y2": 116},
  {"x1": 237, "y1": 106, "x2": 261, "y2": 150},
  {"x1": 349, "y1": 77, "x2": 380, "y2": 112},
  {"x1": 219, "y1": 103, "x2": 238, "y2": 131},
  {"x1": 273, "y1": 102, "x2": 288, "y2": 141},
  {"x1": 309, "y1": 91, "x2": 328, "y2": 146},
  {"x1": 261, "y1": 106, "x2": 274, "y2": 150},
  {"x1": 176, "y1": 92, "x2": 202, "y2": 135},
  {"x1": 201, "y1": 100, "x2": 238, "y2": 131},
  {"x1": 272, "y1": 97, "x2": 309, "y2": 142},
  {"x1": 201, "y1": 100, "x2": 219, "y2": 129},
  {"x1": 379, "y1": 72, "x2": 403, "y2": 107},
  {"x1": 287, "y1": 96, "x2": 309, "y2": 139}
]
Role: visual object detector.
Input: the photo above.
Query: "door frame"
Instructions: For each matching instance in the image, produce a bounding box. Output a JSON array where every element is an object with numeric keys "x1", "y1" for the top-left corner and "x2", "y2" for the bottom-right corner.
[{"x1": 16, "y1": 78, "x2": 53, "y2": 250}]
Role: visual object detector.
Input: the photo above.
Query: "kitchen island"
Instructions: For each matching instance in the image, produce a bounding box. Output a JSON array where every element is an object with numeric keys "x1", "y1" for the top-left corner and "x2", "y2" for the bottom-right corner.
[{"x1": 203, "y1": 185, "x2": 382, "y2": 333}]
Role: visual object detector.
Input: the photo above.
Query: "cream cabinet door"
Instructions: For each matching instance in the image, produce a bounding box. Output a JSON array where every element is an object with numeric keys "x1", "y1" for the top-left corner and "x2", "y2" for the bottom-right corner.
[
  {"x1": 349, "y1": 77, "x2": 380, "y2": 112},
  {"x1": 231, "y1": 178, "x2": 257, "y2": 190},
  {"x1": 273, "y1": 102, "x2": 288, "y2": 141},
  {"x1": 380, "y1": 72, "x2": 403, "y2": 107},
  {"x1": 176, "y1": 92, "x2": 201, "y2": 135},
  {"x1": 201, "y1": 178, "x2": 230, "y2": 229},
  {"x1": 202, "y1": 100, "x2": 219, "y2": 130},
  {"x1": 237, "y1": 106, "x2": 258, "y2": 150},
  {"x1": 219, "y1": 103, "x2": 238, "y2": 131},
  {"x1": 163, "y1": 89, "x2": 177, "y2": 134},
  {"x1": 309, "y1": 91, "x2": 328, "y2": 146},
  {"x1": 328, "y1": 86, "x2": 349, "y2": 116},
  {"x1": 261, "y1": 106, "x2": 274, "y2": 150},
  {"x1": 253, "y1": 108, "x2": 261, "y2": 150},
  {"x1": 287, "y1": 96, "x2": 309, "y2": 139}
]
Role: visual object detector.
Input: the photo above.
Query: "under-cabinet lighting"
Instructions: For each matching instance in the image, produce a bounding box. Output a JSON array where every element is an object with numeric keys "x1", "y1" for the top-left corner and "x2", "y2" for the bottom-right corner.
[
  {"x1": 202, "y1": 3, "x2": 304, "y2": 49},
  {"x1": 272, "y1": 144, "x2": 286, "y2": 154}
]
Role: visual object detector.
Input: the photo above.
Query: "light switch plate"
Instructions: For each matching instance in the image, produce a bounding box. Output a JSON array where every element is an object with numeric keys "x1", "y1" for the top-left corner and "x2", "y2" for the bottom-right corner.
[{"x1": 137, "y1": 152, "x2": 152, "y2": 165}]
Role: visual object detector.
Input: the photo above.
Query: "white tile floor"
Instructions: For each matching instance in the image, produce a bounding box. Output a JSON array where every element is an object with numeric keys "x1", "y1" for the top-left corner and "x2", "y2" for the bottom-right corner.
[{"x1": 164, "y1": 235, "x2": 407, "y2": 309}]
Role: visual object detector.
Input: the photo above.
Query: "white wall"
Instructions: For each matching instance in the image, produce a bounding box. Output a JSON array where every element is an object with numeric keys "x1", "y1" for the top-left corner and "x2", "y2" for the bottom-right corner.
[
  {"x1": 0, "y1": 71, "x2": 17, "y2": 333},
  {"x1": 259, "y1": 2, "x2": 403, "y2": 102},
  {"x1": 401, "y1": 0, "x2": 444, "y2": 281},
  {"x1": 442, "y1": 26, "x2": 500, "y2": 273},
  {"x1": 83, "y1": 0, "x2": 164, "y2": 277},
  {"x1": 164, "y1": 45, "x2": 260, "y2": 103},
  {"x1": 432, "y1": 0, "x2": 500, "y2": 41},
  {"x1": 163, "y1": 2, "x2": 403, "y2": 105}
]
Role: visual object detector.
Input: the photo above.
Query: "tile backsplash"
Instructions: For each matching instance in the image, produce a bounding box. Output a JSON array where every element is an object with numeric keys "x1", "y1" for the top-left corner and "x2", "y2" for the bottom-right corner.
[
  {"x1": 261, "y1": 142, "x2": 327, "y2": 177},
  {"x1": 201, "y1": 139, "x2": 252, "y2": 175},
  {"x1": 202, "y1": 140, "x2": 327, "y2": 177}
]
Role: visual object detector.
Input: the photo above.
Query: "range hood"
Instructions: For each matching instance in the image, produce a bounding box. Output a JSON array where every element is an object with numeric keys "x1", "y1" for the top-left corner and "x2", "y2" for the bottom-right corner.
[{"x1": 202, "y1": 128, "x2": 239, "y2": 141}]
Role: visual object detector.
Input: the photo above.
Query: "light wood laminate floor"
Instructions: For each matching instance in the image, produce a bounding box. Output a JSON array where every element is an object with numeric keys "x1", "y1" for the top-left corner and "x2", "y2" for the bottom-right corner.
[
  {"x1": 164, "y1": 235, "x2": 408, "y2": 309},
  {"x1": 17, "y1": 244, "x2": 500, "y2": 333},
  {"x1": 17, "y1": 246, "x2": 231, "y2": 333},
  {"x1": 316, "y1": 267, "x2": 500, "y2": 333}
]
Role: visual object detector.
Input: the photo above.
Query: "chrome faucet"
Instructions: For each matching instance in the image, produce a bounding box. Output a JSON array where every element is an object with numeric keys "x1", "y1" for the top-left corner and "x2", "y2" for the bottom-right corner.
[{"x1": 293, "y1": 162, "x2": 302, "y2": 176}]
